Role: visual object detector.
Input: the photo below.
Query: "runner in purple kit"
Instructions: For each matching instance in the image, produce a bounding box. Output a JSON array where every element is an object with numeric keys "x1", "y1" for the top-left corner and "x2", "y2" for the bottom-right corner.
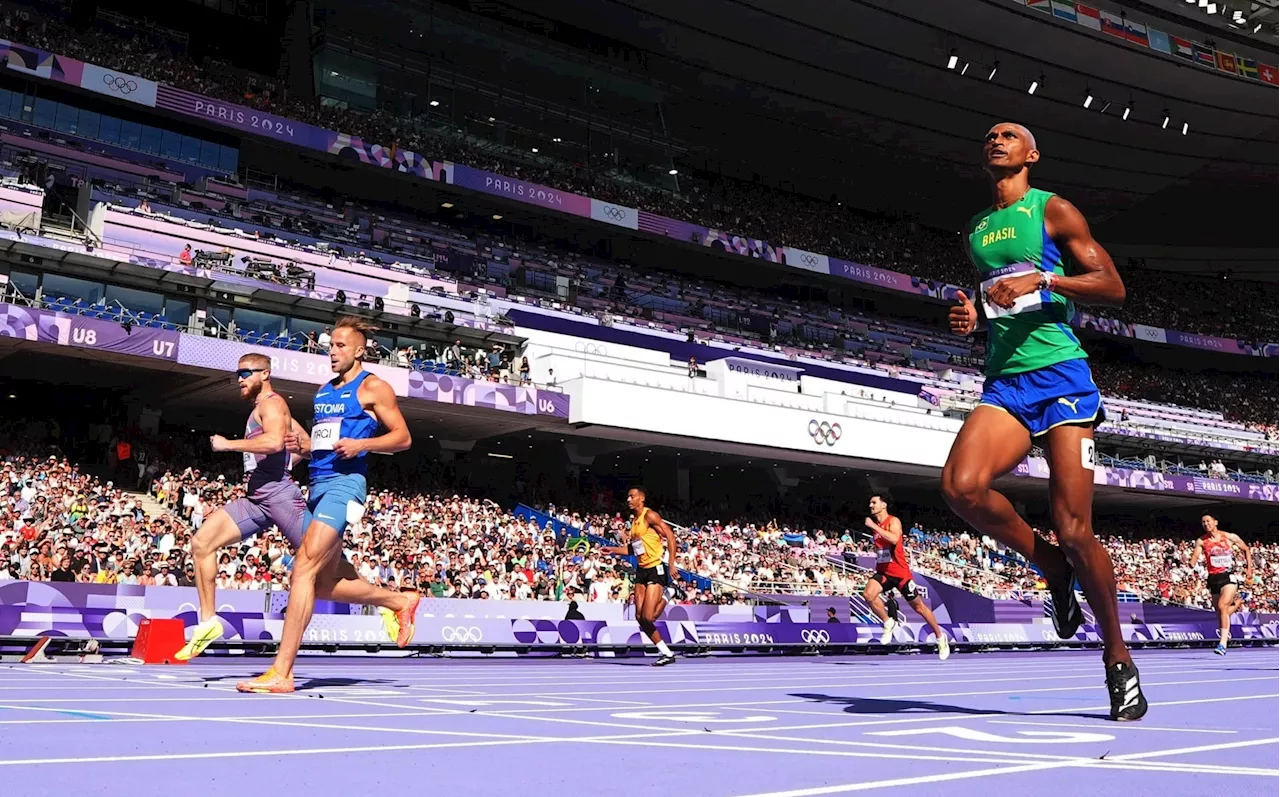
[{"x1": 176, "y1": 352, "x2": 309, "y2": 660}]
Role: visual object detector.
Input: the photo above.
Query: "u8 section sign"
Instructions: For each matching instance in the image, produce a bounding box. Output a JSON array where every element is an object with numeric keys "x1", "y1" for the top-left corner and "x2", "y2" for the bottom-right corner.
[{"x1": 0, "y1": 303, "x2": 181, "y2": 362}]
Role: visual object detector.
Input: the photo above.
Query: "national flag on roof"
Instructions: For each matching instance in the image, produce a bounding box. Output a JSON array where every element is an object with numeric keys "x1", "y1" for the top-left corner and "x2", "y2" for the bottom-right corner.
[
  {"x1": 1260, "y1": 63, "x2": 1279, "y2": 85},
  {"x1": 1147, "y1": 28, "x2": 1171, "y2": 54},
  {"x1": 1075, "y1": 4, "x2": 1101, "y2": 30},
  {"x1": 1236, "y1": 57, "x2": 1259, "y2": 80},
  {"x1": 1100, "y1": 10, "x2": 1125, "y2": 38},
  {"x1": 1216, "y1": 51, "x2": 1238, "y2": 74},
  {"x1": 1192, "y1": 43, "x2": 1217, "y2": 67},
  {"x1": 1027, "y1": 0, "x2": 1052, "y2": 12},
  {"x1": 1050, "y1": 1, "x2": 1076, "y2": 22},
  {"x1": 1171, "y1": 36, "x2": 1194, "y2": 60},
  {"x1": 1124, "y1": 20, "x2": 1148, "y2": 46}
]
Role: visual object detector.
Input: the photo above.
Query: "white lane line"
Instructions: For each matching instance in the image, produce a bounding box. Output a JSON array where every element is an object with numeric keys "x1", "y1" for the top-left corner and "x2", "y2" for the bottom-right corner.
[
  {"x1": 1, "y1": 658, "x2": 1217, "y2": 691},
  {"x1": 0, "y1": 660, "x2": 1259, "y2": 695},
  {"x1": 0, "y1": 695, "x2": 710, "y2": 760},
  {"x1": 1029, "y1": 692, "x2": 1280, "y2": 715},
  {"x1": 149, "y1": 649, "x2": 1272, "y2": 674},
  {"x1": 723, "y1": 737, "x2": 1280, "y2": 797},
  {"x1": 715, "y1": 691, "x2": 1279, "y2": 736},
  {"x1": 0, "y1": 708, "x2": 538, "y2": 725},
  {"x1": 988, "y1": 719, "x2": 1237, "y2": 734},
  {"x1": 27, "y1": 665, "x2": 701, "y2": 737},
  {"x1": 316, "y1": 667, "x2": 1262, "y2": 699},
  {"x1": 0, "y1": 737, "x2": 555, "y2": 766},
  {"x1": 0, "y1": 697, "x2": 265, "y2": 704},
  {"x1": 0, "y1": 686, "x2": 228, "y2": 691},
  {"x1": 1109, "y1": 737, "x2": 1280, "y2": 764},
  {"x1": 18, "y1": 655, "x2": 1277, "y2": 770},
  {"x1": 715, "y1": 728, "x2": 1273, "y2": 775},
  {"x1": 710, "y1": 677, "x2": 1277, "y2": 734},
  {"x1": 576, "y1": 734, "x2": 1275, "y2": 779}
]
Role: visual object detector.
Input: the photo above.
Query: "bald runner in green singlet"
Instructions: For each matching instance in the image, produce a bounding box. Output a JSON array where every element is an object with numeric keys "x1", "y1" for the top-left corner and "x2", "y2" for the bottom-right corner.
[{"x1": 942, "y1": 123, "x2": 1147, "y2": 722}]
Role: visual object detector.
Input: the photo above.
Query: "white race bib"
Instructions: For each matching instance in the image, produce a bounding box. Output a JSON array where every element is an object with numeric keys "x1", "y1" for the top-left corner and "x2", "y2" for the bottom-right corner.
[
  {"x1": 631, "y1": 538, "x2": 647, "y2": 557},
  {"x1": 242, "y1": 452, "x2": 257, "y2": 473},
  {"x1": 311, "y1": 420, "x2": 341, "y2": 451},
  {"x1": 346, "y1": 500, "x2": 366, "y2": 526},
  {"x1": 981, "y1": 263, "x2": 1046, "y2": 320},
  {"x1": 1209, "y1": 554, "x2": 1233, "y2": 569},
  {"x1": 876, "y1": 547, "x2": 892, "y2": 564}
]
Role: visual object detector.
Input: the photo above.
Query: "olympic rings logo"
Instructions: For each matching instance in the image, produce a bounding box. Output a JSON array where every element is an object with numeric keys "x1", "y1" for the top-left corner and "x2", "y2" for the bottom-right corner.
[
  {"x1": 103, "y1": 73, "x2": 140, "y2": 94},
  {"x1": 440, "y1": 626, "x2": 483, "y2": 643},
  {"x1": 800, "y1": 253, "x2": 819, "y2": 267},
  {"x1": 808, "y1": 419, "x2": 842, "y2": 447},
  {"x1": 800, "y1": 629, "x2": 830, "y2": 644},
  {"x1": 602, "y1": 205, "x2": 628, "y2": 221}
]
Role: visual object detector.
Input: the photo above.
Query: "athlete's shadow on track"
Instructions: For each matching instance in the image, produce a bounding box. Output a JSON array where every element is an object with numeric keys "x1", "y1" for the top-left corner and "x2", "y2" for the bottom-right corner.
[{"x1": 789, "y1": 692, "x2": 1108, "y2": 721}]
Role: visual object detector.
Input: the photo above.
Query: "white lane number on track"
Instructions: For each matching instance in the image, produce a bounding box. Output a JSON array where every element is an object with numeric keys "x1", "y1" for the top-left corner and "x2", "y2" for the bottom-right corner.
[{"x1": 867, "y1": 725, "x2": 1115, "y2": 744}]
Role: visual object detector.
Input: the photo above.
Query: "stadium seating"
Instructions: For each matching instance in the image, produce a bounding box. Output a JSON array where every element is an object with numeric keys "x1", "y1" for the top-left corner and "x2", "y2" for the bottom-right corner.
[
  {"x1": 6, "y1": 13, "x2": 1277, "y2": 344},
  {"x1": 1, "y1": 425, "x2": 1273, "y2": 613},
  {"x1": 3, "y1": 144, "x2": 1272, "y2": 474}
]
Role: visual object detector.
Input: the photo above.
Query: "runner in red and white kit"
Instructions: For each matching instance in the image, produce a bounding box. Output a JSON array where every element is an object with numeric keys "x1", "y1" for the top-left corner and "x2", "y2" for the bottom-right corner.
[
  {"x1": 1189, "y1": 514, "x2": 1254, "y2": 655},
  {"x1": 861, "y1": 494, "x2": 950, "y2": 660}
]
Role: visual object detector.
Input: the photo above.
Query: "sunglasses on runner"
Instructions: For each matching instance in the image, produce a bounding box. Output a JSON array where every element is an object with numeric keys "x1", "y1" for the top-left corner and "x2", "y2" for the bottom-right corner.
[{"x1": 234, "y1": 368, "x2": 266, "y2": 380}]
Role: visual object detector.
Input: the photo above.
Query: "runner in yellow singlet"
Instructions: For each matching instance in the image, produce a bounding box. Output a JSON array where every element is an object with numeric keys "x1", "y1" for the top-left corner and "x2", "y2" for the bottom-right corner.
[{"x1": 597, "y1": 486, "x2": 679, "y2": 666}]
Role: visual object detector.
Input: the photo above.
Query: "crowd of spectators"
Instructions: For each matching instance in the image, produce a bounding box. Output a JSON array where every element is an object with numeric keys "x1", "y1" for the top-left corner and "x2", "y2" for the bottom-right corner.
[
  {"x1": 3, "y1": 409, "x2": 1272, "y2": 617},
  {"x1": 8, "y1": 8, "x2": 1273, "y2": 433},
  {"x1": 0, "y1": 8, "x2": 1273, "y2": 636},
  {"x1": 87, "y1": 170, "x2": 1276, "y2": 430},
  {"x1": 9, "y1": 10, "x2": 1277, "y2": 344},
  {"x1": 1087, "y1": 265, "x2": 1276, "y2": 344},
  {"x1": 1090, "y1": 361, "x2": 1279, "y2": 429}
]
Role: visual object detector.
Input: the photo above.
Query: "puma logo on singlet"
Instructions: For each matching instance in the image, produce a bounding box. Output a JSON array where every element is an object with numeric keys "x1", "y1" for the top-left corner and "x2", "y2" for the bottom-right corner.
[
  {"x1": 1057, "y1": 397, "x2": 1081, "y2": 412},
  {"x1": 1016, "y1": 206, "x2": 1034, "y2": 216}
]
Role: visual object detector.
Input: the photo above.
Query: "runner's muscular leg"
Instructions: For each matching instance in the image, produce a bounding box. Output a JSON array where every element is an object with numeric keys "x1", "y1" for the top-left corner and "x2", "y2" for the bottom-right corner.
[
  {"x1": 942, "y1": 406, "x2": 1070, "y2": 584},
  {"x1": 189, "y1": 509, "x2": 245, "y2": 623},
  {"x1": 273, "y1": 519, "x2": 343, "y2": 678},
  {"x1": 906, "y1": 595, "x2": 944, "y2": 639},
  {"x1": 317, "y1": 558, "x2": 410, "y2": 612},
  {"x1": 1217, "y1": 583, "x2": 1239, "y2": 637},
  {"x1": 862, "y1": 577, "x2": 889, "y2": 623},
  {"x1": 636, "y1": 584, "x2": 664, "y2": 643},
  {"x1": 1044, "y1": 423, "x2": 1129, "y2": 667}
]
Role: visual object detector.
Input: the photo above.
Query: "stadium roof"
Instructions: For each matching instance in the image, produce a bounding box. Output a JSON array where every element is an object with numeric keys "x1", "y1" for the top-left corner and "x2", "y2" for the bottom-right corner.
[{"x1": 459, "y1": 0, "x2": 1276, "y2": 246}]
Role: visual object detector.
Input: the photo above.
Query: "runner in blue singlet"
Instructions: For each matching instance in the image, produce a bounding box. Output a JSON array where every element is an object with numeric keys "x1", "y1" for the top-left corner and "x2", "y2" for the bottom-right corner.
[{"x1": 237, "y1": 316, "x2": 417, "y2": 694}]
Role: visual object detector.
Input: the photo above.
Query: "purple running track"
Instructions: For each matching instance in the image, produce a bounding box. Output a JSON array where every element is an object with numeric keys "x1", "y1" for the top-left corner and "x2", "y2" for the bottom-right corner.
[{"x1": 0, "y1": 647, "x2": 1275, "y2": 796}]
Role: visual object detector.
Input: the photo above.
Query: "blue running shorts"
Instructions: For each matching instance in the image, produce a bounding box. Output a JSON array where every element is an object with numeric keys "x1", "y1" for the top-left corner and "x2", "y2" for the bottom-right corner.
[
  {"x1": 978, "y1": 358, "x2": 1105, "y2": 438},
  {"x1": 306, "y1": 473, "x2": 367, "y2": 537}
]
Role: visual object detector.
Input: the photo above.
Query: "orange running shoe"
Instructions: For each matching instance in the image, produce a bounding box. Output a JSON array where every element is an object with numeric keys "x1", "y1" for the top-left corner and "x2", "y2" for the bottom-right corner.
[
  {"x1": 395, "y1": 591, "x2": 421, "y2": 648},
  {"x1": 236, "y1": 667, "x2": 294, "y2": 694}
]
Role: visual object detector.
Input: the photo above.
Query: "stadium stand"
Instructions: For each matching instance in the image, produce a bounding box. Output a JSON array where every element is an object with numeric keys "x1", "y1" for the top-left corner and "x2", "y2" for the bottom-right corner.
[
  {"x1": 0, "y1": 2, "x2": 1271, "y2": 611},
  {"x1": 1, "y1": 403, "x2": 1273, "y2": 614},
  {"x1": 2, "y1": 11, "x2": 1275, "y2": 344},
  {"x1": 1, "y1": 161, "x2": 1273, "y2": 476}
]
